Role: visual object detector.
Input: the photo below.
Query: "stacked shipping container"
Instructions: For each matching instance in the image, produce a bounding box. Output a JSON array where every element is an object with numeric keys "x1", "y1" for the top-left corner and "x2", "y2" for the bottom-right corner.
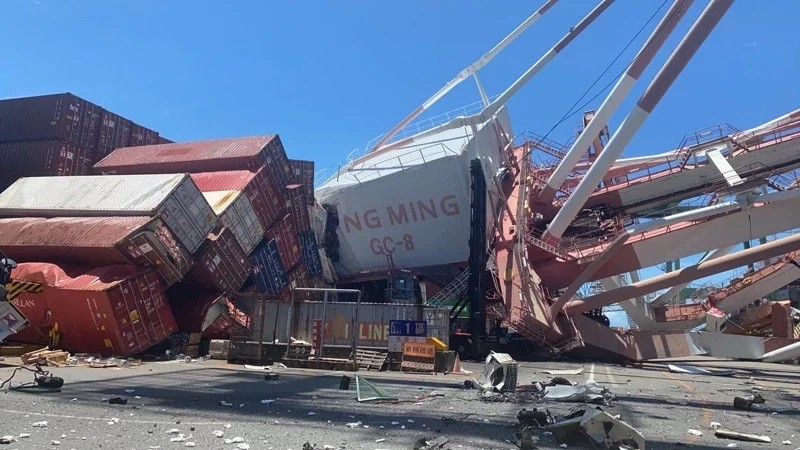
[
  {"x1": 0, "y1": 93, "x2": 166, "y2": 192},
  {"x1": 0, "y1": 95, "x2": 322, "y2": 355}
]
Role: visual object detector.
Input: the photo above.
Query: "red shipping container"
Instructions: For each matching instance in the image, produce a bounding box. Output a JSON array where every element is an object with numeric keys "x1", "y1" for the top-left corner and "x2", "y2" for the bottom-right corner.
[
  {"x1": 157, "y1": 136, "x2": 173, "y2": 145},
  {"x1": 280, "y1": 263, "x2": 315, "y2": 301},
  {"x1": 97, "y1": 111, "x2": 132, "y2": 158},
  {"x1": 0, "y1": 216, "x2": 193, "y2": 287},
  {"x1": 286, "y1": 184, "x2": 311, "y2": 232},
  {"x1": 184, "y1": 227, "x2": 252, "y2": 294},
  {"x1": 10, "y1": 263, "x2": 177, "y2": 356},
  {"x1": 289, "y1": 159, "x2": 315, "y2": 205},
  {"x1": 266, "y1": 214, "x2": 301, "y2": 272},
  {"x1": 191, "y1": 168, "x2": 283, "y2": 232},
  {"x1": 167, "y1": 291, "x2": 248, "y2": 339},
  {"x1": 93, "y1": 135, "x2": 292, "y2": 190},
  {"x1": 78, "y1": 101, "x2": 104, "y2": 151},
  {"x1": 0, "y1": 93, "x2": 83, "y2": 146},
  {"x1": 0, "y1": 140, "x2": 95, "y2": 192}
]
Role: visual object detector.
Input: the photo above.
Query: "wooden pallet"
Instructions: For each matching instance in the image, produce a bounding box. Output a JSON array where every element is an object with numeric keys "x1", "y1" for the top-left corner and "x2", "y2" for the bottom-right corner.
[{"x1": 356, "y1": 349, "x2": 388, "y2": 371}]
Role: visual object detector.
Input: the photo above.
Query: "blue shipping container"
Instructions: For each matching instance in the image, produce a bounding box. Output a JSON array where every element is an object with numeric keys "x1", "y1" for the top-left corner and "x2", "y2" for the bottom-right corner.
[
  {"x1": 251, "y1": 238, "x2": 288, "y2": 293},
  {"x1": 298, "y1": 229, "x2": 323, "y2": 276}
]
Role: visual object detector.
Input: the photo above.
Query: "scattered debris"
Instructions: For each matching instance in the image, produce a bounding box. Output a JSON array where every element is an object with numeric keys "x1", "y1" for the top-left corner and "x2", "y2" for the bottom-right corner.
[
  {"x1": 412, "y1": 437, "x2": 450, "y2": 450},
  {"x1": 515, "y1": 426, "x2": 537, "y2": 450},
  {"x1": 710, "y1": 422, "x2": 722, "y2": 429},
  {"x1": 733, "y1": 393, "x2": 766, "y2": 410},
  {"x1": 170, "y1": 434, "x2": 187, "y2": 442},
  {"x1": 0, "y1": 436, "x2": 16, "y2": 444},
  {"x1": 124, "y1": 389, "x2": 135, "y2": 393},
  {"x1": 474, "y1": 352, "x2": 518, "y2": 392},
  {"x1": 184, "y1": 443, "x2": 196, "y2": 447},
  {"x1": 714, "y1": 428, "x2": 772, "y2": 443},
  {"x1": 543, "y1": 380, "x2": 614, "y2": 405},
  {"x1": 237, "y1": 444, "x2": 250, "y2": 450},
  {"x1": 167, "y1": 429, "x2": 180, "y2": 434},
  {"x1": 375, "y1": 438, "x2": 386, "y2": 443},
  {"x1": 109, "y1": 397, "x2": 128, "y2": 405},
  {"x1": 219, "y1": 401, "x2": 234, "y2": 407},
  {"x1": 668, "y1": 364, "x2": 734, "y2": 376},
  {"x1": 549, "y1": 408, "x2": 644, "y2": 449},
  {"x1": 781, "y1": 440, "x2": 791, "y2": 445},
  {"x1": 32, "y1": 421, "x2": 48, "y2": 427},
  {"x1": 517, "y1": 408, "x2": 551, "y2": 427},
  {"x1": 260, "y1": 399, "x2": 275, "y2": 404},
  {"x1": 355, "y1": 375, "x2": 397, "y2": 402},
  {"x1": 346, "y1": 421, "x2": 363, "y2": 429},
  {"x1": 21, "y1": 348, "x2": 70, "y2": 366},
  {"x1": 543, "y1": 368, "x2": 584, "y2": 376},
  {"x1": 549, "y1": 377, "x2": 574, "y2": 386},
  {"x1": 18, "y1": 433, "x2": 29, "y2": 439},
  {"x1": 688, "y1": 429, "x2": 704, "y2": 436},
  {"x1": 224, "y1": 437, "x2": 245, "y2": 443},
  {"x1": 51, "y1": 440, "x2": 61, "y2": 446}
]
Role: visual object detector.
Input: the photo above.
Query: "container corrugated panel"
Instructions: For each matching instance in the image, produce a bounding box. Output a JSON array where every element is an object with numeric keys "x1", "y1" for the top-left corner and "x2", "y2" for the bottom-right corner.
[
  {"x1": 280, "y1": 263, "x2": 314, "y2": 301},
  {"x1": 253, "y1": 166, "x2": 286, "y2": 228},
  {"x1": 191, "y1": 170, "x2": 275, "y2": 232},
  {"x1": 202, "y1": 190, "x2": 264, "y2": 255},
  {"x1": 250, "y1": 238, "x2": 288, "y2": 294},
  {"x1": 167, "y1": 290, "x2": 224, "y2": 333},
  {"x1": 0, "y1": 93, "x2": 82, "y2": 145},
  {"x1": 298, "y1": 229, "x2": 323, "y2": 277},
  {"x1": 184, "y1": 227, "x2": 252, "y2": 294},
  {"x1": 78, "y1": 100, "x2": 104, "y2": 151},
  {"x1": 289, "y1": 159, "x2": 315, "y2": 204},
  {"x1": 97, "y1": 111, "x2": 132, "y2": 158},
  {"x1": 94, "y1": 135, "x2": 290, "y2": 183},
  {"x1": 0, "y1": 140, "x2": 96, "y2": 192},
  {"x1": 10, "y1": 263, "x2": 177, "y2": 356},
  {"x1": 265, "y1": 214, "x2": 301, "y2": 272},
  {"x1": 0, "y1": 174, "x2": 217, "y2": 253},
  {"x1": 129, "y1": 123, "x2": 160, "y2": 147},
  {"x1": 286, "y1": 184, "x2": 311, "y2": 232}
]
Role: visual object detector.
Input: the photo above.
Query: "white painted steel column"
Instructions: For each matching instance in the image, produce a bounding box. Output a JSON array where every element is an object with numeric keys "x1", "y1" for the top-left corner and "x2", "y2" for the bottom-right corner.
[
  {"x1": 544, "y1": 0, "x2": 735, "y2": 243},
  {"x1": 368, "y1": 0, "x2": 560, "y2": 153},
  {"x1": 761, "y1": 341, "x2": 800, "y2": 363},
  {"x1": 540, "y1": 0, "x2": 695, "y2": 205},
  {"x1": 649, "y1": 245, "x2": 735, "y2": 306}
]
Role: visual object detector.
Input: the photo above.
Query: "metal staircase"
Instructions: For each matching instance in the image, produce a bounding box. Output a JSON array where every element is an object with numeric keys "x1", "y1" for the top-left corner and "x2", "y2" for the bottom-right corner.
[
  {"x1": 424, "y1": 269, "x2": 470, "y2": 308},
  {"x1": 524, "y1": 234, "x2": 577, "y2": 261}
]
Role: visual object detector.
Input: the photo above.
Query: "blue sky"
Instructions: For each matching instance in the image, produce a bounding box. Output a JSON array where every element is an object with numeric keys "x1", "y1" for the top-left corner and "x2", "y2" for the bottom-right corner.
[
  {"x1": 3, "y1": 1, "x2": 799, "y2": 326},
  {"x1": 3, "y1": 1, "x2": 798, "y2": 171}
]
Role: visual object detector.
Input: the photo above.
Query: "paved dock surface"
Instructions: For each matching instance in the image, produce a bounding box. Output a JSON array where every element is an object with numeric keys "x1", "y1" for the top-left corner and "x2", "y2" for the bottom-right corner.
[{"x1": 0, "y1": 357, "x2": 797, "y2": 449}]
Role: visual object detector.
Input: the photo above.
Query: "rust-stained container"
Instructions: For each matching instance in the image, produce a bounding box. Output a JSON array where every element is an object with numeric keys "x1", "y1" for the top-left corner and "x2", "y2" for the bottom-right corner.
[
  {"x1": 10, "y1": 263, "x2": 177, "y2": 356},
  {"x1": 266, "y1": 213, "x2": 301, "y2": 272},
  {"x1": 0, "y1": 174, "x2": 217, "y2": 254},
  {"x1": 93, "y1": 135, "x2": 293, "y2": 190},
  {"x1": 78, "y1": 101, "x2": 103, "y2": 151},
  {"x1": 286, "y1": 184, "x2": 311, "y2": 232},
  {"x1": 0, "y1": 93, "x2": 84, "y2": 146},
  {"x1": 0, "y1": 140, "x2": 95, "y2": 192},
  {"x1": 184, "y1": 227, "x2": 252, "y2": 294},
  {"x1": 281, "y1": 263, "x2": 315, "y2": 301},
  {"x1": 0, "y1": 216, "x2": 192, "y2": 287},
  {"x1": 190, "y1": 169, "x2": 283, "y2": 231},
  {"x1": 97, "y1": 111, "x2": 132, "y2": 158},
  {"x1": 289, "y1": 159, "x2": 315, "y2": 205},
  {"x1": 201, "y1": 190, "x2": 264, "y2": 254}
]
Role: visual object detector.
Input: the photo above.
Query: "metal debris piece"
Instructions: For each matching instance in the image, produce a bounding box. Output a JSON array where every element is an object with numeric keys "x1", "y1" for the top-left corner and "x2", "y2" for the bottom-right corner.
[
  {"x1": 688, "y1": 429, "x2": 703, "y2": 436},
  {"x1": 543, "y1": 380, "x2": 614, "y2": 405},
  {"x1": 515, "y1": 426, "x2": 537, "y2": 450},
  {"x1": 733, "y1": 393, "x2": 765, "y2": 410},
  {"x1": 412, "y1": 437, "x2": 450, "y2": 450},
  {"x1": 668, "y1": 364, "x2": 734, "y2": 376},
  {"x1": 550, "y1": 408, "x2": 644, "y2": 449},
  {"x1": 714, "y1": 428, "x2": 772, "y2": 443},
  {"x1": 517, "y1": 408, "x2": 550, "y2": 427},
  {"x1": 543, "y1": 368, "x2": 584, "y2": 376},
  {"x1": 0, "y1": 435, "x2": 16, "y2": 444}
]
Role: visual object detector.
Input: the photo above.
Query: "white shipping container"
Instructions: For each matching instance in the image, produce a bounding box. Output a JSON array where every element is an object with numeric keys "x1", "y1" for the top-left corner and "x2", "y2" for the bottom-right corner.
[
  {"x1": 0, "y1": 174, "x2": 216, "y2": 253},
  {"x1": 202, "y1": 190, "x2": 264, "y2": 254}
]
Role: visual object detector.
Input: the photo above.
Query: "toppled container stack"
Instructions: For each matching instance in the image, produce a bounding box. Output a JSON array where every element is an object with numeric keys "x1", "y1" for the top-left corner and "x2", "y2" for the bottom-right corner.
[{"x1": 0, "y1": 94, "x2": 323, "y2": 356}]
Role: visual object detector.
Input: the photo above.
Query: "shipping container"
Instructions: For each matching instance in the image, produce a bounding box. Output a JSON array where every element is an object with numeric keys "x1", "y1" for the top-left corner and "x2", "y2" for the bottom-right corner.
[
  {"x1": 280, "y1": 263, "x2": 315, "y2": 301},
  {"x1": 97, "y1": 111, "x2": 132, "y2": 158},
  {"x1": 0, "y1": 93, "x2": 83, "y2": 146},
  {"x1": 129, "y1": 123, "x2": 160, "y2": 147},
  {"x1": 0, "y1": 140, "x2": 95, "y2": 192},
  {"x1": 298, "y1": 230, "x2": 323, "y2": 277},
  {"x1": 289, "y1": 159, "x2": 315, "y2": 204},
  {"x1": 94, "y1": 135, "x2": 293, "y2": 189},
  {"x1": 184, "y1": 227, "x2": 252, "y2": 294},
  {"x1": 255, "y1": 301, "x2": 452, "y2": 349},
  {"x1": 78, "y1": 101, "x2": 104, "y2": 151},
  {"x1": 286, "y1": 184, "x2": 311, "y2": 232},
  {"x1": 250, "y1": 238, "x2": 288, "y2": 294},
  {"x1": 265, "y1": 214, "x2": 301, "y2": 272},
  {"x1": 0, "y1": 174, "x2": 217, "y2": 253},
  {"x1": 167, "y1": 291, "x2": 248, "y2": 339},
  {"x1": 190, "y1": 169, "x2": 283, "y2": 231},
  {"x1": 202, "y1": 190, "x2": 264, "y2": 254},
  {"x1": 0, "y1": 216, "x2": 193, "y2": 287},
  {"x1": 157, "y1": 136, "x2": 173, "y2": 145},
  {"x1": 10, "y1": 263, "x2": 177, "y2": 356}
]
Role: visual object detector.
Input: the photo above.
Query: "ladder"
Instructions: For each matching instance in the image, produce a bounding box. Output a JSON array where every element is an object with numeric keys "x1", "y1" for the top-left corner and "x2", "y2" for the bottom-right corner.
[{"x1": 424, "y1": 269, "x2": 471, "y2": 308}]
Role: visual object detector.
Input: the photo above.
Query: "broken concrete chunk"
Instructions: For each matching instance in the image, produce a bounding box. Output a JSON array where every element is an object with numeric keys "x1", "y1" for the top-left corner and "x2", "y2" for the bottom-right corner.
[
  {"x1": 714, "y1": 428, "x2": 772, "y2": 443},
  {"x1": 733, "y1": 393, "x2": 766, "y2": 410},
  {"x1": 212, "y1": 430, "x2": 224, "y2": 438},
  {"x1": 688, "y1": 429, "x2": 703, "y2": 436},
  {"x1": 236, "y1": 444, "x2": 250, "y2": 450},
  {"x1": 32, "y1": 421, "x2": 48, "y2": 427},
  {"x1": 0, "y1": 436, "x2": 16, "y2": 444}
]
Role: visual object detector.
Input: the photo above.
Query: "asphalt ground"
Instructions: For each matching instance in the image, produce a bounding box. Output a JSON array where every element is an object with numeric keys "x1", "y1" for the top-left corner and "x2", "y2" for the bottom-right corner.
[{"x1": 0, "y1": 357, "x2": 797, "y2": 449}]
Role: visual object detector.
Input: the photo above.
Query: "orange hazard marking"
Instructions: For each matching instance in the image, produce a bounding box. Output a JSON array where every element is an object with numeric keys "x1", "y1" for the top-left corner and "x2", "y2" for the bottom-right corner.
[{"x1": 402, "y1": 342, "x2": 435, "y2": 359}]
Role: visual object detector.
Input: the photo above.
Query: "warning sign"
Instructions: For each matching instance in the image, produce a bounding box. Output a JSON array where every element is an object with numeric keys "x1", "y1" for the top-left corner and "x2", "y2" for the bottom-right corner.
[
  {"x1": 401, "y1": 342, "x2": 436, "y2": 372},
  {"x1": 388, "y1": 320, "x2": 428, "y2": 352}
]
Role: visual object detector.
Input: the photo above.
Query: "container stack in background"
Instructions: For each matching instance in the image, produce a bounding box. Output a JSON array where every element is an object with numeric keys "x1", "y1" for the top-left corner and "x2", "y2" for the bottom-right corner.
[{"x1": 0, "y1": 94, "x2": 324, "y2": 357}]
